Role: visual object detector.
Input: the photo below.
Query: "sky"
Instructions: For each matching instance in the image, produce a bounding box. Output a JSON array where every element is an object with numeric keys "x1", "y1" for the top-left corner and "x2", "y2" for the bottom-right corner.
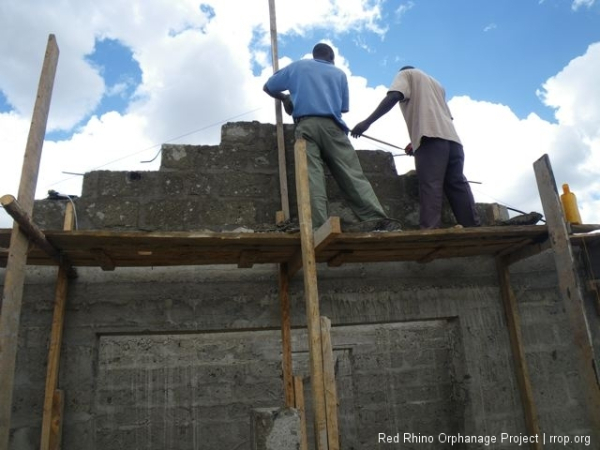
[{"x1": 1, "y1": 0, "x2": 599, "y2": 228}]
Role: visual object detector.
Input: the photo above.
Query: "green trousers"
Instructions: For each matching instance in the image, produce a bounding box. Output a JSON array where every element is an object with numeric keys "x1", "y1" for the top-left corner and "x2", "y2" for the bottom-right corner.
[{"x1": 294, "y1": 117, "x2": 387, "y2": 228}]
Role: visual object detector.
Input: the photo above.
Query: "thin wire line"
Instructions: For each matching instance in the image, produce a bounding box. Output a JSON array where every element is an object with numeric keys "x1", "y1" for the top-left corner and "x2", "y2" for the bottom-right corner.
[
  {"x1": 45, "y1": 106, "x2": 264, "y2": 189},
  {"x1": 141, "y1": 107, "x2": 264, "y2": 164}
]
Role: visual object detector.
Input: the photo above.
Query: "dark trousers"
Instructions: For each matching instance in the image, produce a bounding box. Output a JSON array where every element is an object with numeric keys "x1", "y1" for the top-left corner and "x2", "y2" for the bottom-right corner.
[{"x1": 414, "y1": 137, "x2": 481, "y2": 229}]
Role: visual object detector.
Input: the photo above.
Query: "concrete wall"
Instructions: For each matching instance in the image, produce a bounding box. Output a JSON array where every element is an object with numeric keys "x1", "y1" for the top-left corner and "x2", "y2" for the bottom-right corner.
[
  {"x1": 32, "y1": 121, "x2": 504, "y2": 231},
  {"x1": 3, "y1": 121, "x2": 599, "y2": 449}
]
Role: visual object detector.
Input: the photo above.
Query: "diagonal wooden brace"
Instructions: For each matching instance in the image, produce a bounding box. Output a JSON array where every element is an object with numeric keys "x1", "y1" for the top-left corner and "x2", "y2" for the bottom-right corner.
[{"x1": 1, "y1": 194, "x2": 72, "y2": 270}]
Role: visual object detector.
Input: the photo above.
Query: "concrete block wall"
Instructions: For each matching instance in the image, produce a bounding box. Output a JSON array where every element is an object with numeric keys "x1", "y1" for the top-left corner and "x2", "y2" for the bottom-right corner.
[
  {"x1": 33, "y1": 121, "x2": 506, "y2": 231},
  {"x1": 5, "y1": 252, "x2": 598, "y2": 449},
  {"x1": 3, "y1": 121, "x2": 598, "y2": 449}
]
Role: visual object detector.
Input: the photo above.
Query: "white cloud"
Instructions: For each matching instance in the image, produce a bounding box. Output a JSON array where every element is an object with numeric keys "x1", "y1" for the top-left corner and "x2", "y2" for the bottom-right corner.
[
  {"x1": 0, "y1": 0, "x2": 599, "y2": 230},
  {"x1": 0, "y1": 0, "x2": 387, "y2": 227},
  {"x1": 572, "y1": 0, "x2": 595, "y2": 11},
  {"x1": 395, "y1": 2, "x2": 415, "y2": 21},
  {"x1": 536, "y1": 42, "x2": 600, "y2": 223}
]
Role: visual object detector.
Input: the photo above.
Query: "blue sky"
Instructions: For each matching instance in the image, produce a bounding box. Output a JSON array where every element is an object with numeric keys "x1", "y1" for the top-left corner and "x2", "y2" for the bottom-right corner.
[{"x1": 1, "y1": 0, "x2": 599, "y2": 227}]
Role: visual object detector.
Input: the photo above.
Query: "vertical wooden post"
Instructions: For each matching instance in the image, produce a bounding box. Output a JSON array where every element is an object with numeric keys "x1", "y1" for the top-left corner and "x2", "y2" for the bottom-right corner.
[
  {"x1": 40, "y1": 202, "x2": 74, "y2": 450},
  {"x1": 279, "y1": 263, "x2": 294, "y2": 407},
  {"x1": 320, "y1": 317, "x2": 340, "y2": 450},
  {"x1": 496, "y1": 257, "x2": 542, "y2": 450},
  {"x1": 48, "y1": 390, "x2": 64, "y2": 450},
  {"x1": 533, "y1": 154, "x2": 600, "y2": 436},
  {"x1": 294, "y1": 139, "x2": 328, "y2": 450},
  {"x1": 268, "y1": 0, "x2": 290, "y2": 220},
  {"x1": 293, "y1": 376, "x2": 309, "y2": 450},
  {"x1": 0, "y1": 34, "x2": 59, "y2": 450}
]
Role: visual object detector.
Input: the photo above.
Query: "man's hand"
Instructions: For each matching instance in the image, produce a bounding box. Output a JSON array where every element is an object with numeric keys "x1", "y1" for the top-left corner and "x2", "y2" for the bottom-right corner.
[
  {"x1": 282, "y1": 95, "x2": 294, "y2": 116},
  {"x1": 405, "y1": 142, "x2": 414, "y2": 156},
  {"x1": 350, "y1": 121, "x2": 370, "y2": 138}
]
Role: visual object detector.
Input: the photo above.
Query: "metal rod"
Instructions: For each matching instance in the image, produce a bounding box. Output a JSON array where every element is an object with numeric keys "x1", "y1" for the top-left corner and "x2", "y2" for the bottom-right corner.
[{"x1": 361, "y1": 134, "x2": 406, "y2": 151}]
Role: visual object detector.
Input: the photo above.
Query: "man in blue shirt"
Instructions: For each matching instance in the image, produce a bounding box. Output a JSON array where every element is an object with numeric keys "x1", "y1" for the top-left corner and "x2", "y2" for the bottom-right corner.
[{"x1": 264, "y1": 43, "x2": 400, "y2": 231}]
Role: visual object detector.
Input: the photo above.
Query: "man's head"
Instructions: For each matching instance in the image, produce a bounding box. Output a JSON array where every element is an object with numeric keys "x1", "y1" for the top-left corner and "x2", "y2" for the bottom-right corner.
[
  {"x1": 313, "y1": 43, "x2": 335, "y2": 63},
  {"x1": 400, "y1": 65, "x2": 415, "y2": 71}
]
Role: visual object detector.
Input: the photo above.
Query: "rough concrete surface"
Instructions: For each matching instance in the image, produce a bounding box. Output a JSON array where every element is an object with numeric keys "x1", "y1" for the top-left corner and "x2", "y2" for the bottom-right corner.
[
  {"x1": 2, "y1": 121, "x2": 599, "y2": 449},
  {"x1": 251, "y1": 408, "x2": 301, "y2": 450}
]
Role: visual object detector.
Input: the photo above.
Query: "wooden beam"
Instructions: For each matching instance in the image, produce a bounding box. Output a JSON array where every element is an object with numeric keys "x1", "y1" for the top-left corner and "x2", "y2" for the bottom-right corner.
[
  {"x1": 313, "y1": 217, "x2": 341, "y2": 253},
  {"x1": 90, "y1": 248, "x2": 116, "y2": 271},
  {"x1": 1, "y1": 195, "x2": 65, "y2": 266},
  {"x1": 327, "y1": 251, "x2": 351, "y2": 268},
  {"x1": 288, "y1": 217, "x2": 342, "y2": 278},
  {"x1": 48, "y1": 390, "x2": 64, "y2": 450},
  {"x1": 278, "y1": 263, "x2": 294, "y2": 407},
  {"x1": 496, "y1": 257, "x2": 542, "y2": 450},
  {"x1": 293, "y1": 376, "x2": 309, "y2": 450},
  {"x1": 533, "y1": 154, "x2": 600, "y2": 437},
  {"x1": 40, "y1": 202, "x2": 74, "y2": 450},
  {"x1": 238, "y1": 250, "x2": 259, "y2": 268},
  {"x1": 0, "y1": 34, "x2": 59, "y2": 450},
  {"x1": 268, "y1": 0, "x2": 290, "y2": 220},
  {"x1": 275, "y1": 210, "x2": 287, "y2": 225},
  {"x1": 502, "y1": 239, "x2": 551, "y2": 266},
  {"x1": 287, "y1": 248, "x2": 303, "y2": 278},
  {"x1": 320, "y1": 317, "x2": 340, "y2": 450},
  {"x1": 294, "y1": 138, "x2": 329, "y2": 450},
  {"x1": 417, "y1": 246, "x2": 443, "y2": 263}
]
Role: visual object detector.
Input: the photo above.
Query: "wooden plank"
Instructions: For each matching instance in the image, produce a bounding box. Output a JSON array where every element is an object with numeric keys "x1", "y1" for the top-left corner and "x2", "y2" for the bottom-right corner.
[
  {"x1": 496, "y1": 257, "x2": 542, "y2": 450},
  {"x1": 503, "y1": 240, "x2": 551, "y2": 266},
  {"x1": 268, "y1": 0, "x2": 290, "y2": 220},
  {"x1": 293, "y1": 376, "x2": 309, "y2": 450},
  {"x1": 0, "y1": 225, "x2": 560, "y2": 269},
  {"x1": 275, "y1": 210, "x2": 286, "y2": 225},
  {"x1": 534, "y1": 154, "x2": 600, "y2": 437},
  {"x1": 0, "y1": 34, "x2": 59, "y2": 450},
  {"x1": 278, "y1": 264, "x2": 294, "y2": 407},
  {"x1": 295, "y1": 138, "x2": 328, "y2": 450},
  {"x1": 40, "y1": 202, "x2": 74, "y2": 450},
  {"x1": 313, "y1": 217, "x2": 341, "y2": 253},
  {"x1": 288, "y1": 217, "x2": 342, "y2": 277},
  {"x1": 48, "y1": 390, "x2": 64, "y2": 450},
  {"x1": 417, "y1": 246, "x2": 443, "y2": 263},
  {"x1": 495, "y1": 238, "x2": 534, "y2": 258},
  {"x1": 90, "y1": 248, "x2": 116, "y2": 271},
  {"x1": 320, "y1": 317, "x2": 340, "y2": 450},
  {"x1": 287, "y1": 248, "x2": 303, "y2": 278},
  {"x1": 327, "y1": 251, "x2": 351, "y2": 268},
  {"x1": 238, "y1": 250, "x2": 259, "y2": 268}
]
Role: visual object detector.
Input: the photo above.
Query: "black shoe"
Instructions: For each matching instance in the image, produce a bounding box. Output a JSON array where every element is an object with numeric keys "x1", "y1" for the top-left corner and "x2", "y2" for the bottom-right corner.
[
  {"x1": 375, "y1": 218, "x2": 403, "y2": 232},
  {"x1": 344, "y1": 218, "x2": 402, "y2": 232}
]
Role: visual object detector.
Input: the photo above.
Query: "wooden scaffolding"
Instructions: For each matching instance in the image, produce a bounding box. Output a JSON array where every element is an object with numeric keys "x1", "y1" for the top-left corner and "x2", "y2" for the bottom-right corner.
[{"x1": 1, "y1": 34, "x2": 600, "y2": 450}]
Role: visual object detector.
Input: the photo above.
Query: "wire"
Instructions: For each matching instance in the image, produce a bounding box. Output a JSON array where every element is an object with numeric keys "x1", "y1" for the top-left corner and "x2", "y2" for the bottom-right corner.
[
  {"x1": 47, "y1": 190, "x2": 79, "y2": 229},
  {"x1": 65, "y1": 195, "x2": 79, "y2": 230},
  {"x1": 45, "y1": 106, "x2": 265, "y2": 189},
  {"x1": 470, "y1": 187, "x2": 546, "y2": 223},
  {"x1": 140, "y1": 107, "x2": 264, "y2": 163}
]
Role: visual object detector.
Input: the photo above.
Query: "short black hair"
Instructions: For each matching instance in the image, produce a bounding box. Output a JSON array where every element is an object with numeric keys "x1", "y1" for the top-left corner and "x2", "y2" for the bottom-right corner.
[
  {"x1": 313, "y1": 43, "x2": 335, "y2": 62},
  {"x1": 400, "y1": 65, "x2": 415, "y2": 71}
]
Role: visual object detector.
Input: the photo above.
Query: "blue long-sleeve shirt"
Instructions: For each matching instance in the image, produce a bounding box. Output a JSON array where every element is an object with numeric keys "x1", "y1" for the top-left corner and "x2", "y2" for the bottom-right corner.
[{"x1": 264, "y1": 58, "x2": 350, "y2": 132}]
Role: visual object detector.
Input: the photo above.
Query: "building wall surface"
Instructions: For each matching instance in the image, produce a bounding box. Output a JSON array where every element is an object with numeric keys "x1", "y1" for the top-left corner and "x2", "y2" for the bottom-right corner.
[{"x1": 2, "y1": 121, "x2": 599, "y2": 449}]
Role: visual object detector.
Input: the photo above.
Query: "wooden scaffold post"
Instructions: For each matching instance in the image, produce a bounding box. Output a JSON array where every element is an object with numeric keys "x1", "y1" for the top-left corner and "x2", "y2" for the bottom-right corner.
[
  {"x1": 295, "y1": 138, "x2": 329, "y2": 450},
  {"x1": 534, "y1": 154, "x2": 600, "y2": 440},
  {"x1": 0, "y1": 34, "x2": 60, "y2": 450},
  {"x1": 268, "y1": 0, "x2": 290, "y2": 221}
]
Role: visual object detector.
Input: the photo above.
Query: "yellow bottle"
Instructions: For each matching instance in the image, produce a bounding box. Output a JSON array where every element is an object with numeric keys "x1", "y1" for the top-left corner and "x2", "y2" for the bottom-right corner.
[{"x1": 560, "y1": 184, "x2": 582, "y2": 224}]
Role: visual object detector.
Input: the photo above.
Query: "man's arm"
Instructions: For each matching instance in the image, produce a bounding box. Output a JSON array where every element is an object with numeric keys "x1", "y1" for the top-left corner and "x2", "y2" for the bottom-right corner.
[
  {"x1": 263, "y1": 85, "x2": 294, "y2": 115},
  {"x1": 350, "y1": 91, "x2": 404, "y2": 137}
]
